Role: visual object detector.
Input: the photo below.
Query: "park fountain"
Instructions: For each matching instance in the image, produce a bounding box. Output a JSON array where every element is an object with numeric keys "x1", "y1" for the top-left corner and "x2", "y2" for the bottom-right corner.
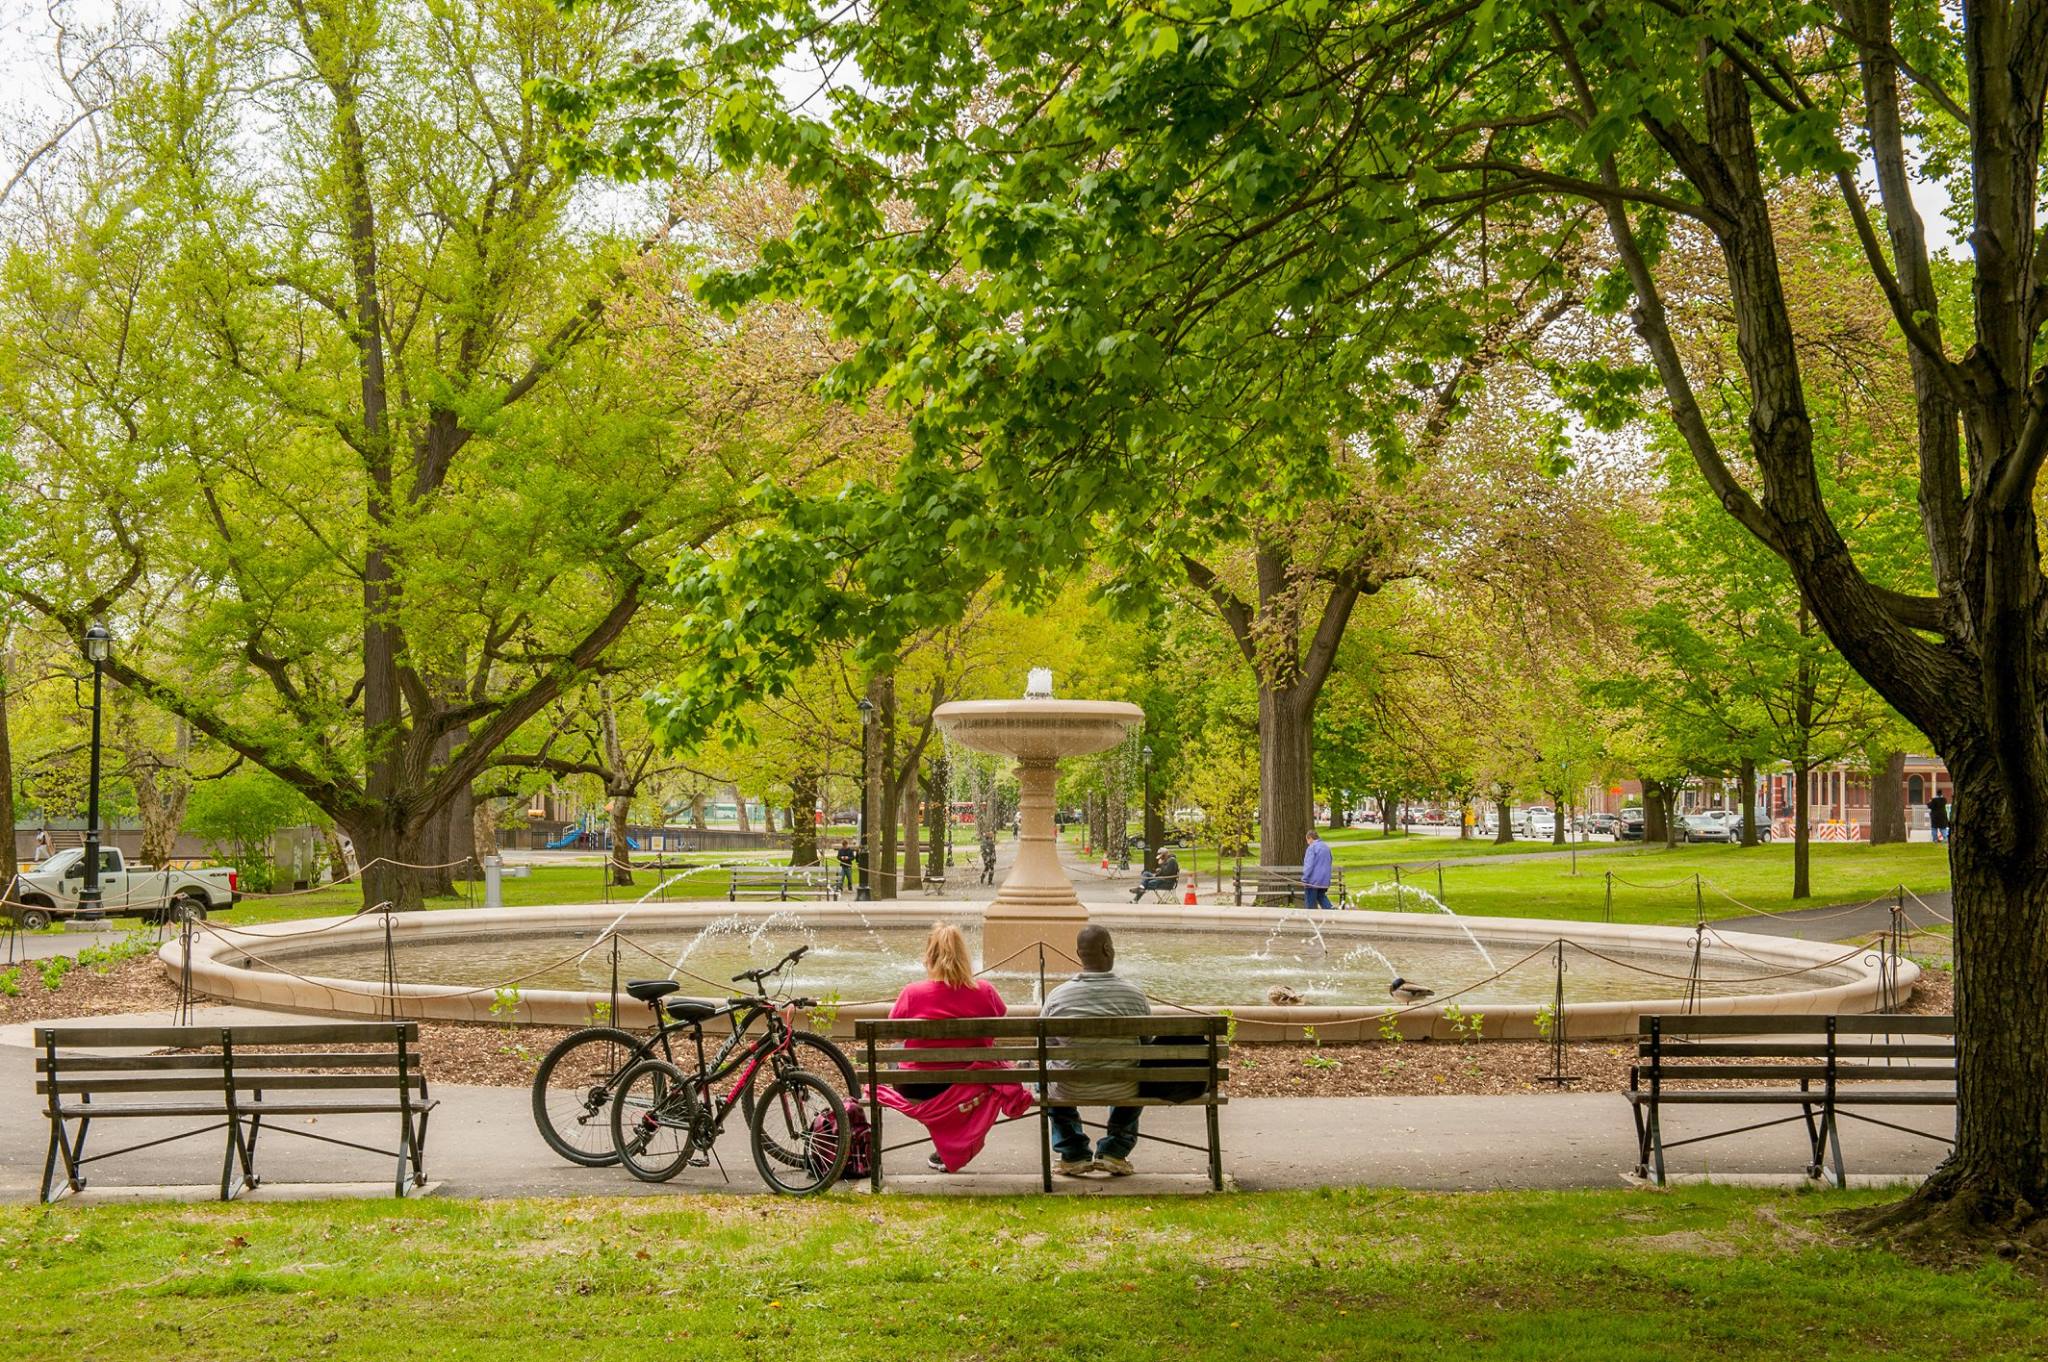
[{"x1": 930, "y1": 669, "x2": 1145, "y2": 971}]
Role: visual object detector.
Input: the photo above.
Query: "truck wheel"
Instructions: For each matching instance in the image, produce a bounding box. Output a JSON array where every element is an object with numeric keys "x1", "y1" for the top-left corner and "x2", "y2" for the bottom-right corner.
[
  {"x1": 13, "y1": 905, "x2": 50, "y2": 931},
  {"x1": 170, "y1": 895, "x2": 208, "y2": 924}
]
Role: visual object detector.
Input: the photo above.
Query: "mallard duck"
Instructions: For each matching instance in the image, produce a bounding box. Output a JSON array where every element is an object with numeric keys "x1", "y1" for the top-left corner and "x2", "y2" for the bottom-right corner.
[
  {"x1": 1388, "y1": 977, "x2": 1434, "y2": 1001},
  {"x1": 1266, "y1": 984, "x2": 1304, "y2": 1006}
]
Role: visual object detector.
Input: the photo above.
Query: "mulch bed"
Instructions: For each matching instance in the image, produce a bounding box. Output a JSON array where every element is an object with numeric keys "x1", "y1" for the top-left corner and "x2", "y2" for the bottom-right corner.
[{"x1": 6, "y1": 954, "x2": 1958, "y2": 1099}]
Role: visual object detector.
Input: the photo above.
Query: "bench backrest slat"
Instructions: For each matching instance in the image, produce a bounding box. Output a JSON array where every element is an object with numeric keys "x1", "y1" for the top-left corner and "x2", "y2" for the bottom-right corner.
[
  {"x1": 868, "y1": 1043, "x2": 1226, "y2": 1064},
  {"x1": 35, "y1": 1022, "x2": 419, "y2": 1049},
  {"x1": 857, "y1": 1015, "x2": 1225, "y2": 1041},
  {"x1": 39, "y1": 1071, "x2": 425, "y2": 1096},
  {"x1": 39, "y1": 1050, "x2": 409, "y2": 1074}
]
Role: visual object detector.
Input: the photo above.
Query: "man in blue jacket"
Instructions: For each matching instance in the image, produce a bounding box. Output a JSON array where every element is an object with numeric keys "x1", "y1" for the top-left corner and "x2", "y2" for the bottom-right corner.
[{"x1": 1301, "y1": 829, "x2": 1335, "y2": 910}]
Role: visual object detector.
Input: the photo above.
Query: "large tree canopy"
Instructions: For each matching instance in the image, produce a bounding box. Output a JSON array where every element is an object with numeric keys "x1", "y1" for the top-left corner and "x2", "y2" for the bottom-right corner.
[{"x1": 566, "y1": 0, "x2": 2048, "y2": 1233}]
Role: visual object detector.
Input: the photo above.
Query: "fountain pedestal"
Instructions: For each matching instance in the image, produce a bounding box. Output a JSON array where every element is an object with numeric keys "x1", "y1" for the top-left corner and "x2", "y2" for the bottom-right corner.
[
  {"x1": 982, "y1": 755, "x2": 1087, "y2": 973},
  {"x1": 930, "y1": 693, "x2": 1145, "y2": 975}
]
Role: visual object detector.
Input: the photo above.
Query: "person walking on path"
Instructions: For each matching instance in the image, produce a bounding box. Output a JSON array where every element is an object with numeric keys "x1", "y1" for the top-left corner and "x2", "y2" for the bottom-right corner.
[
  {"x1": 1042, "y1": 925, "x2": 1151, "y2": 1177},
  {"x1": 1927, "y1": 794, "x2": 1951, "y2": 844},
  {"x1": 979, "y1": 829, "x2": 997, "y2": 885},
  {"x1": 835, "y1": 839, "x2": 857, "y2": 890},
  {"x1": 32, "y1": 829, "x2": 48, "y2": 863},
  {"x1": 1301, "y1": 829, "x2": 1335, "y2": 910}
]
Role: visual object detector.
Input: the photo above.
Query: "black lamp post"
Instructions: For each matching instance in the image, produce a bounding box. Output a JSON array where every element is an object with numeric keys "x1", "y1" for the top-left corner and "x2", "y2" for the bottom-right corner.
[
  {"x1": 1141, "y1": 744, "x2": 1156, "y2": 874},
  {"x1": 856, "y1": 697, "x2": 875, "y2": 901},
  {"x1": 80, "y1": 622, "x2": 112, "y2": 917}
]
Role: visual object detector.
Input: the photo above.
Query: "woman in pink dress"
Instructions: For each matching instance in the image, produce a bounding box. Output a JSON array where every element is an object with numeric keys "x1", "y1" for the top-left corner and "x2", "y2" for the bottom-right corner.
[{"x1": 881, "y1": 922, "x2": 1030, "y2": 1172}]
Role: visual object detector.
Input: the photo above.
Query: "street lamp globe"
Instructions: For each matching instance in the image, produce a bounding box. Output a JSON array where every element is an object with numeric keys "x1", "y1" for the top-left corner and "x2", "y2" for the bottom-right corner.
[{"x1": 83, "y1": 622, "x2": 112, "y2": 664}]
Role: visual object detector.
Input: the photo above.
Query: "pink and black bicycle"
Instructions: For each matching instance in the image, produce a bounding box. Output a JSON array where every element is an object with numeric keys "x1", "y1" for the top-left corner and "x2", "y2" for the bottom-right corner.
[{"x1": 606, "y1": 946, "x2": 852, "y2": 1195}]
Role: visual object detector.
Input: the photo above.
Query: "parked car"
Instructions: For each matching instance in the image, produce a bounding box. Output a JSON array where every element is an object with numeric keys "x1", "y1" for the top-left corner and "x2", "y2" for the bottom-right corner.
[
  {"x1": 1582, "y1": 811, "x2": 1620, "y2": 837},
  {"x1": 1681, "y1": 809, "x2": 1773, "y2": 844},
  {"x1": 1511, "y1": 806, "x2": 1557, "y2": 838},
  {"x1": 1616, "y1": 807, "x2": 1647, "y2": 840},
  {"x1": 9, "y1": 847, "x2": 240, "y2": 930}
]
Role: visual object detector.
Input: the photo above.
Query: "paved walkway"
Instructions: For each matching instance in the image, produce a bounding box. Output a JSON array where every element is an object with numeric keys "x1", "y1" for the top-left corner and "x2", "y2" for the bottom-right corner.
[
  {"x1": 1711, "y1": 890, "x2": 1951, "y2": 942},
  {"x1": 2, "y1": 1006, "x2": 1952, "y2": 1203}
]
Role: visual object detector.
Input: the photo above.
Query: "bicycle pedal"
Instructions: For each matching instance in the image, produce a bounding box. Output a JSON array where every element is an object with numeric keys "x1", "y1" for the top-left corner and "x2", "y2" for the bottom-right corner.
[{"x1": 689, "y1": 1155, "x2": 710, "y2": 1168}]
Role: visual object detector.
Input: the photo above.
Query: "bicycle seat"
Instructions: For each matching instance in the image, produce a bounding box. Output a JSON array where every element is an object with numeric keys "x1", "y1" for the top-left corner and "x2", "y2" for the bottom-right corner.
[
  {"x1": 625, "y1": 979, "x2": 681, "y2": 1003},
  {"x1": 664, "y1": 998, "x2": 721, "y2": 1024}
]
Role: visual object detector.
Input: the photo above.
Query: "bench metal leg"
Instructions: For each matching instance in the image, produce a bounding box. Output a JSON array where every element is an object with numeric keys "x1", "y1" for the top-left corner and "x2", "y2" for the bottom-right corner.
[
  {"x1": 42, "y1": 1113, "x2": 85, "y2": 1202},
  {"x1": 1825, "y1": 1107, "x2": 1846, "y2": 1188},
  {"x1": 1800, "y1": 1100, "x2": 1824, "y2": 1180},
  {"x1": 1205, "y1": 1102, "x2": 1223, "y2": 1192},
  {"x1": 1038, "y1": 1104, "x2": 1053, "y2": 1193},
  {"x1": 407, "y1": 1108, "x2": 431, "y2": 1192},
  {"x1": 1649, "y1": 1108, "x2": 1666, "y2": 1186}
]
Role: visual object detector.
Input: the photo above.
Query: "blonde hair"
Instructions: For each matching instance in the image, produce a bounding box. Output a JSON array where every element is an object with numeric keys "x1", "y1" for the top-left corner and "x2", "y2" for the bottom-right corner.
[{"x1": 922, "y1": 922, "x2": 974, "y2": 989}]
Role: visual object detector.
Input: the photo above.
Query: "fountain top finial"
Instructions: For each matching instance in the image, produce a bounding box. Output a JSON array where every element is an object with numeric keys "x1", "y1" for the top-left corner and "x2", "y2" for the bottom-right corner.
[{"x1": 1025, "y1": 667, "x2": 1053, "y2": 699}]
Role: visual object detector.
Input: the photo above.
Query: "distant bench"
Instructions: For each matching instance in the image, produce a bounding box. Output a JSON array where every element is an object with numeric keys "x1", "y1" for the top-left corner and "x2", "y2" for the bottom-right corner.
[
  {"x1": 727, "y1": 866, "x2": 838, "y2": 902},
  {"x1": 1628, "y1": 1014, "x2": 1957, "y2": 1185},
  {"x1": 854, "y1": 1014, "x2": 1229, "y2": 1191},
  {"x1": 37, "y1": 1021, "x2": 435, "y2": 1202},
  {"x1": 1232, "y1": 864, "x2": 1348, "y2": 907}
]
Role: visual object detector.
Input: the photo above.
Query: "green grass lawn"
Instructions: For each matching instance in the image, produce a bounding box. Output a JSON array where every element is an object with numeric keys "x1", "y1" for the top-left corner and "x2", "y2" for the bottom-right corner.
[
  {"x1": 1333, "y1": 841, "x2": 1952, "y2": 925},
  {"x1": 1, "y1": 1187, "x2": 2036, "y2": 1361},
  {"x1": 1320, "y1": 826, "x2": 1629, "y2": 864}
]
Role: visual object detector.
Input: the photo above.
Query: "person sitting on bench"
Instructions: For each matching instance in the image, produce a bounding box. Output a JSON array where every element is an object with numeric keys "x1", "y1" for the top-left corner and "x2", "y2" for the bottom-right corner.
[
  {"x1": 879, "y1": 922, "x2": 1028, "y2": 1172},
  {"x1": 1130, "y1": 849, "x2": 1180, "y2": 901},
  {"x1": 1044, "y1": 925, "x2": 1151, "y2": 1176}
]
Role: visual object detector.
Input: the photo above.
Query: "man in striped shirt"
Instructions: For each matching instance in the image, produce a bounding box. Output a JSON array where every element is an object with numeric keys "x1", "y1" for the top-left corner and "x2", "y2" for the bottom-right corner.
[{"x1": 1042, "y1": 924, "x2": 1151, "y2": 1176}]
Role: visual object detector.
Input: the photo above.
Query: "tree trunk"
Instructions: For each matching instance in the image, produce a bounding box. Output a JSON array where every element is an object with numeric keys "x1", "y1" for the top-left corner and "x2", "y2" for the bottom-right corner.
[
  {"x1": 789, "y1": 771, "x2": 820, "y2": 866},
  {"x1": 689, "y1": 792, "x2": 706, "y2": 831},
  {"x1": 1869, "y1": 751, "x2": 1908, "y2": 844},
  {"x1": 1494, "y1": 796, "x2": 1514, "y2": 844},
  {"x1": 471, "y1": 795, "x2": 498, "y2": 865},
  {"x1": 1458, "y1": 800, "x2": 1472, "y2": 840},
  {"x1": 926, "y1": 764, "x2": 948, "y2": 872},
  {"x1": 1551, "y1": 797, "x2": 1567, "y2": 846},
  {"x1": 1643, "y1": 779, "x2": 1669, "y2": 844},
  {"x1": 324, "y1": 825, "x2": 350, "y2": 883},
  {"x1": 1793, "y1": 761, "x2": 1812, "y2": 900},
  {"x1": 352, "y1": 814, "x2": 425, "y2": 913},
  {"x1": 1328, "y1": 790, "x2": 1347, "y2": 830},
  {"x1": 900, "y1": 764, "x2": 922, "y2": 888},
  {"x1": 1142, "y1": 767, "x2": 1161, "y2": 873},
  {"x1": 1739, "y1": 757, "x2": 1759, "y2": 847},
  {"x1": 1888, "y1": 761, "x2": 2048, "y2": 1221},
  {"x1": 1257, "y1": 685, "x2": 1314, "y2": 867},
  {"x1": 0, "y1": 639, "x2": 16, "y2": 896},
  {"x1": 730, "y1": 784, "x2": 751, "y2": 834},
  {"x1": 607, "y1": 791, "x2": 634, "y2": 886},
  {"x1": 1378, "y1": 790, "x2": 1398, "y2": 837},
  {"x1": 866, "y1": 671, "x2": 894, "y2": 899}
]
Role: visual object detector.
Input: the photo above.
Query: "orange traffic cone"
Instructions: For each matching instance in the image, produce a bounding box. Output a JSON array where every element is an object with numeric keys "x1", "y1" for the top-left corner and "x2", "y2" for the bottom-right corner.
[{"x1": 1184, "y1": 882, "x2": 1198, "y2": 906}]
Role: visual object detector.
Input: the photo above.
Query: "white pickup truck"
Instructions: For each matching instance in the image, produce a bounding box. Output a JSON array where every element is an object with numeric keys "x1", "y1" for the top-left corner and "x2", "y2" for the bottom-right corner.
[{"x1": 9, "y1": 848, "x2": 240, "y2": 929}]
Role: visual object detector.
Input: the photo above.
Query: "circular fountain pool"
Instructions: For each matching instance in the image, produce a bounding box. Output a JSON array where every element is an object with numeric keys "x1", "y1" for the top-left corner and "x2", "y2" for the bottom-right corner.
[{"x1": 168, "y1": 902, "x2": 1911, "y2": 1041}]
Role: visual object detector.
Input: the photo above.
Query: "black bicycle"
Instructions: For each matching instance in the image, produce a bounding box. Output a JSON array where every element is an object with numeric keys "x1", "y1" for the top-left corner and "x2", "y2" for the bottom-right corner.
[
  {"x1": 608, "y1": 948, "x2": 851, "y2": 1194},
  {"x1": 530, "y1": 944, "x2": 858, "y2": 1168}
]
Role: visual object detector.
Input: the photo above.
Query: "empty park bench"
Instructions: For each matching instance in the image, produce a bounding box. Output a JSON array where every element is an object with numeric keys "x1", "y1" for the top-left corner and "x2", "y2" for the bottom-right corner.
[
  {"x1": 37, "y1": 1021, "x2": 436, "y2": 1202},
  {"x1": 1232, "y1": 864, "x2": 1348, "y2": 907},
  {"x1": 920, "y1": 868, "x2": 950, "y2": 895},
  {"x1": 1628, "y1": 1014, "x2": 1957, "y2": 1186},
  {"x1": 727, "y1": 865, "x2": 838, "y2": 901},
  {"x1": 854, "y1": 1014, "x2": 1229, "y2": 1191}
]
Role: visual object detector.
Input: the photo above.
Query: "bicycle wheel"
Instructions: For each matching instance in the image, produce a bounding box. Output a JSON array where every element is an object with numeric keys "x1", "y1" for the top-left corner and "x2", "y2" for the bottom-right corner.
[
  {"x1": 741, "y1": 1029, "x2": 860, "y2": 1123},
  {"x1": 531, "y1": 1026, "x2": 643, "y2": 1167},
  {"x1": 609, "y1": 1058, "x2": 699, "y2": 1183},
  {"x1": 749, "y1": 1069, "x2": 850, "y2": 1196}
]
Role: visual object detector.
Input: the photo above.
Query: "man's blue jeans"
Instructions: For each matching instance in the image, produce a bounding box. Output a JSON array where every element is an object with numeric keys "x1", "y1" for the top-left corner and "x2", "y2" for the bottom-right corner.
[
  {"x1": 838, "y1": 862, "x2": 853, "y2": 889},
  {"x1": 1048, "y1": 1104, "x2": 1141, "y2": 1162},
  {"x1": 1302, "y1": 885, "x2": 1334, "y2": 911}
]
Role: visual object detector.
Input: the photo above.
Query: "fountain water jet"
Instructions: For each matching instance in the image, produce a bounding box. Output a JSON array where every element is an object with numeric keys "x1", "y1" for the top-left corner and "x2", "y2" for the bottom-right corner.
[{"x1": 932, "y1": 674, "x2": 1143, "y2": 971}]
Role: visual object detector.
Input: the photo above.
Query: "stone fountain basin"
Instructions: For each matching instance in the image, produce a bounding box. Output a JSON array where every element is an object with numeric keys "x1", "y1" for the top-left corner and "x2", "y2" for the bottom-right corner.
[
  {"x1": 931, "y1": 698, "x2": 1145, "y2": 759},
  {"x1": 164, "y1": 902, "x2": 1911, "y2": 1043}
]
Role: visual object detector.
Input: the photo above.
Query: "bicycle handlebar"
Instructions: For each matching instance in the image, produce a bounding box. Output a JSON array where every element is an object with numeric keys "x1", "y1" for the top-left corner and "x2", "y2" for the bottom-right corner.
[{"x1": 730, "y1": 943, "x2": 809, "y2": 986}]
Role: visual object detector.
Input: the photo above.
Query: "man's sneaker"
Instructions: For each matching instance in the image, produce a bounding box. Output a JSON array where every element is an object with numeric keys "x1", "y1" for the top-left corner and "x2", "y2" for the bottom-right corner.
[
  {"x1": 1055, "y1": 1159, "x2": 1094, "y2": 1178},
  {"x1": 926, "y1": 1153, "x2": 950, "y2": 1173},
  {"x1": 1096, "y1": 1156, "x2": 1135, "y2": 1177}
]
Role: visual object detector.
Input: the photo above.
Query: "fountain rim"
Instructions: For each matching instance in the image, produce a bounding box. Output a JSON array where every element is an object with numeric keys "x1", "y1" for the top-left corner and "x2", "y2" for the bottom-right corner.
[{"x1": 163, "y1": 900, "x2": 1911, "y2": 1042}]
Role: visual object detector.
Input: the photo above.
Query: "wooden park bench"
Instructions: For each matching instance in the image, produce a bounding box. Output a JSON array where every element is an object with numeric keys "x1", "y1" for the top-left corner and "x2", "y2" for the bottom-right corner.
[
  {"x1": 727, "y1": 865, "x2": 838, "y2": 902},
  {"x1": 37, "y1": 1021, "x2": 436, "y2": 1202},
  {"x1": 919, "y1": 868, "x2": 950, "y2": 895},
  {"x1": 854, "y1": 1014, "x2": 1229, "y2": 1192},
  {"x1": 1232, "y1": 864, "x2": 1348, "y2": 907},
  {"x1": 1628, "y1": 1014, "x2": 1957, "y2": 1186}
]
